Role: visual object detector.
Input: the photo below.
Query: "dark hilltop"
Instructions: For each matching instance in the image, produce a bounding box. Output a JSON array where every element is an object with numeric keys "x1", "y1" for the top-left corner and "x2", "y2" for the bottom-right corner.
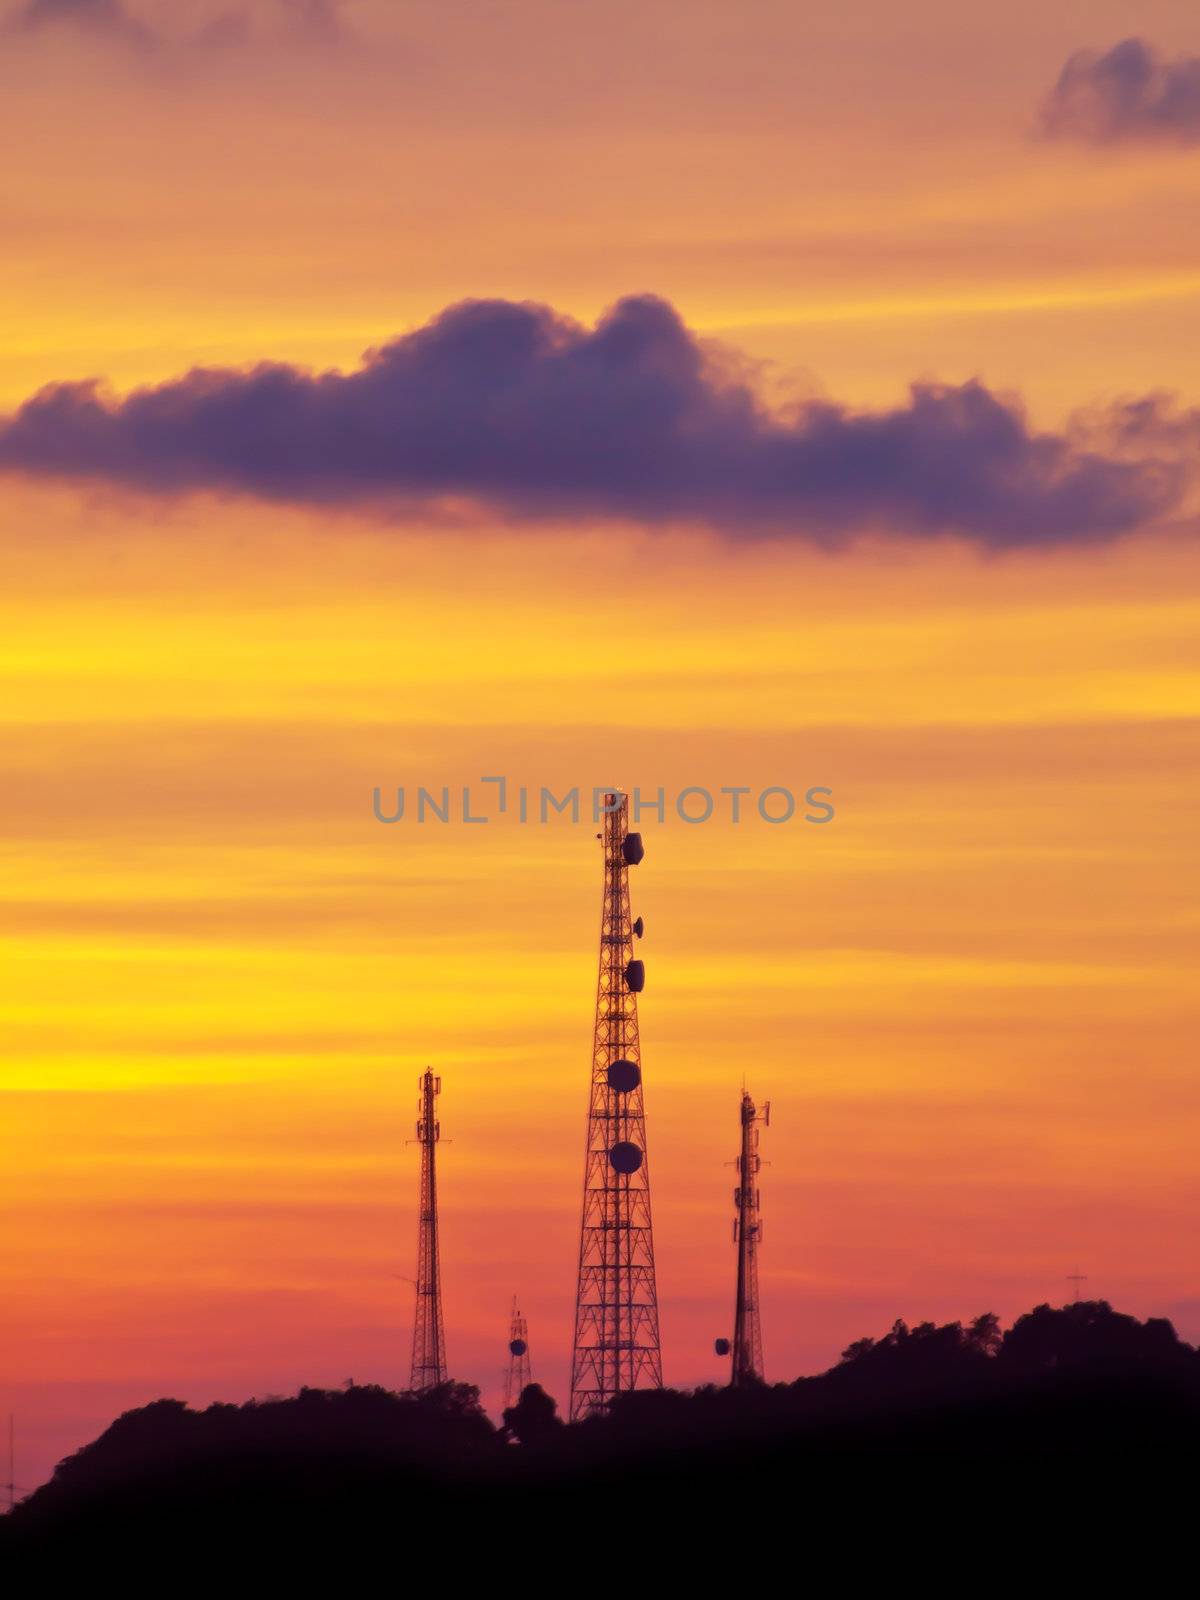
[{"x1": 4, "y1": 1298, "x2": 1199, "y2": 1569}]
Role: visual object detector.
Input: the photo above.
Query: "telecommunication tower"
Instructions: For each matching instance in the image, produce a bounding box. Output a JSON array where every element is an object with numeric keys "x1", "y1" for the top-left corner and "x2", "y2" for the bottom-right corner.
[
  {"x1": 409, "y1": 1068, "x2": 447, "y2": 1392},
  {"x1": 728, "y1": 1090, "x2": 769, "y2": 1386},
  {"x1": 504, "y1": 1296, "x2": 533, "y2": 1408},
  {"x1": 569, "y1": 791, "x2": 663, "y2": 1420}
]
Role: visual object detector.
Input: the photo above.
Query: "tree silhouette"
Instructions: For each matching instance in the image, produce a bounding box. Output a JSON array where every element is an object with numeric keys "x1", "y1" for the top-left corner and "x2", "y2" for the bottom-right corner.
[{"x1": 502, "y1": 1382, "x2": 565, "y2": 1444}]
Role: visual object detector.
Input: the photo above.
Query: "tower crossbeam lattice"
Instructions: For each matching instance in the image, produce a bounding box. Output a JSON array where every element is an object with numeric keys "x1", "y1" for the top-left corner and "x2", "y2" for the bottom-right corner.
[
  {"x1": 569, "y1": 792, "x2": 662, "y2": 1420},
  {"x1": 504, "y1": 1297, "x2": 533, "y2": 1409},
  {"x1": 409, "y1": 1068, "x2": 447, "y2": 1392}
]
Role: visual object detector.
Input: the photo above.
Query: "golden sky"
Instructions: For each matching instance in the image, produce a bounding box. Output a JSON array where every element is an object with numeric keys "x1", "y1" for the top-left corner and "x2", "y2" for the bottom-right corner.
[{"x1": 1, "y1": 0, "x2": 1199, "y2": 1489}]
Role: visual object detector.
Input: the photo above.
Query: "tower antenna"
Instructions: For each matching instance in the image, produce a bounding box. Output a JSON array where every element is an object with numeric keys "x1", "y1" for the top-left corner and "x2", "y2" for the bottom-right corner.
[
  {"x1": 569, "y1": 791, "x2": 663, "y2": 1419},
  {"x1": 729, "y1": 1090, "x2": 769, "y2": 1386},
  {"x1": 504, "y1": 1296, "x2": 533, "y2": 1409},
  {"x1": 409, "y1": 1068, "x2": 447, "y2": 1391}
]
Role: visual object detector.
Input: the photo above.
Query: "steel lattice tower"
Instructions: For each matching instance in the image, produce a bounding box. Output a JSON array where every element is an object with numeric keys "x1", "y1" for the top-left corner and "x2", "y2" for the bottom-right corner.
[
  {"x1": 731, "y1": 1090, "x2": 769, "y2": 1386},
  {"x1": 569, "y1": 791, "x2": 662, "y2": 1420},
  {"x1": 504, "y1": 1296, "x2": 533, "y2": 1408},
  {"x1": 409, "y1": 1068, "x2": 447, "y2": 1392}
]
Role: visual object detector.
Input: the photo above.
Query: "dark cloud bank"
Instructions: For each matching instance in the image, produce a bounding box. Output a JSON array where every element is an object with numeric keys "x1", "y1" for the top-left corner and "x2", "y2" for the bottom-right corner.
[
  {"x1": 0, "y1": 295, "x2": 1193, "y2": 546},
  {"x1": 1041, "y1": 37, "x2": 1200, "y2": 146}
]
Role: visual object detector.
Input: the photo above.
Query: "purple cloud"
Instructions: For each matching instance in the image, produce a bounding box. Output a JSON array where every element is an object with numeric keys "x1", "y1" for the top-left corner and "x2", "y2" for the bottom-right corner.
[
  {"x1": 1040, "y1": 37, "x2": 1200, "y2": 145},
  {"x1": 5, "y1": 0, "x2": 347, "y2": 50},
  {"x1": 0, "y1": 295, "x2": 1190, "y2": 545},
  {"x1": 8, "y1": 0, "x2": 154, "y2": 47}
]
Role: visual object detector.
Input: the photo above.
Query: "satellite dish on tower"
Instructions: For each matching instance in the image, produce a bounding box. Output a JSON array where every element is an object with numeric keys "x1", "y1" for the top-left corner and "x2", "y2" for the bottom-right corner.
[
  {"x1": 608, "y1": 1140, "x2": 643, "y2": 1174},
  {"x1": 607, "y1": 1058, "x2": 641, "y2": 1093}
]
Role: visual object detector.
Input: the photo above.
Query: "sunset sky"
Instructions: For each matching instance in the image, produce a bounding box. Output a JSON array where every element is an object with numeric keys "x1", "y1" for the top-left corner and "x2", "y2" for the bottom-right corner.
[{"x1": 2, "y1": 0, "x2": 1199, "y2": 1492}]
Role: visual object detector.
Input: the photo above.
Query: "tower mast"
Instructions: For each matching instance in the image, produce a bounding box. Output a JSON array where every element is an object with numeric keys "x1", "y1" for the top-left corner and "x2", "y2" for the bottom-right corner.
[
  {"x1": 731, "y1": 1090, "x2": 769, "y2": 1387},
  {"x1": 569, "y1": 791, "x2": 662, "y2": 1420},
  {"x1": 504, "y1": 1296, "x2": 533, "y2": 1409},
  {"x1": 409, "y1": 1068, "x2": 447, "y2": 1391}
]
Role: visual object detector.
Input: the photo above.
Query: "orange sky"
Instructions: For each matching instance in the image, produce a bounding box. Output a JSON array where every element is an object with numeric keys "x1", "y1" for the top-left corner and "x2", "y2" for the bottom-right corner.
[{"x1": 1, "y1": 0, "x2": 1199, "y2": 1492}]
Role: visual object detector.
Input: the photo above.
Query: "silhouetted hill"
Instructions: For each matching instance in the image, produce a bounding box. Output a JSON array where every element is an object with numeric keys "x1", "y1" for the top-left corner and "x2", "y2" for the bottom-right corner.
[{"x1": 5, "y1": 1301, "x2": 1198, "y2": 1568}]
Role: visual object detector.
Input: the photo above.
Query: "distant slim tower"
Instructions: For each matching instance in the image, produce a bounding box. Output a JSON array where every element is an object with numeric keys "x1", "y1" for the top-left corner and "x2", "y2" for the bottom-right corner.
[
  {"x1": 731, "y1": 1090, "x2": 769, "y2": 1386},
  {"x1": 409, "y1": 1069, "x2": 447, "y2": 1392},
  {"x1": 504, "y1": 1296, "x2": 532, "y2": 1408},
  {"x1": 569, "y1": 791, "x2": 663, "y2": 1420}
]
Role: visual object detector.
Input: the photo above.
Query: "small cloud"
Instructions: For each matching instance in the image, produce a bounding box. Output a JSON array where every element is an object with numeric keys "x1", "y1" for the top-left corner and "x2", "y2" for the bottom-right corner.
[
  {"x1": 1039, "y1": 37, "x2": 1200, "y2": 146},
  {"x1": 8, "y1": 0, "x2": 155, "y2": 48},
  {"x1": 4, "y1": 0, "x2": 350, "y2": 53}
]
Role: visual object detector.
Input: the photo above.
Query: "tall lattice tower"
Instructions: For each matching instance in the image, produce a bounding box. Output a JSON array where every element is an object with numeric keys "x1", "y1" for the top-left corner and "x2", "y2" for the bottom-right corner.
[
  {"x1": 569, "y1": 791, "x2": 662, "y2": 1420},
  {"x1": 409, "y1": 1068, "x2": 447, "y2": 1392},
  {"x1": 504, "y1": 1296, "x2": 533, "y2": 1408},
  {"x1": 730, "y1": 1090, "x2": 769, "y2": 1386}
]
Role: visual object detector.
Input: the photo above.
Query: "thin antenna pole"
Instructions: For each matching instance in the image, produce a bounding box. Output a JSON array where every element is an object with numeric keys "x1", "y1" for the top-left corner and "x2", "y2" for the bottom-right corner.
[{"x1": 731, "y1": 1091, "x2": 769, "y2": 1386}]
